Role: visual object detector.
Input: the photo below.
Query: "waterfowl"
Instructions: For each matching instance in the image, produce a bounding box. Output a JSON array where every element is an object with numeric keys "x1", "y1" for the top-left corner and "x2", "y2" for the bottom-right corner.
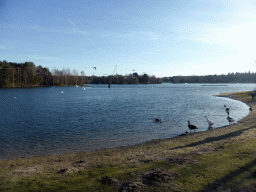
[
  {"x1": 249, "y1": 106, "x2": 253, "y2": 112},
  {"x1": 188, "y1": 121, "x2": 198, "y2": 132},
  {"x1": 155, "y1": 118, "x2": 162, "y2": 122},
  {"x1": 225, "y1": 107, "x2": 230, "y2": 113},
  {"x1": 204, "y1": 116, "x2": 214, "y2": 127},
  {"x1": 227, "y1": 115, "x2": 235, "y2": 124}
]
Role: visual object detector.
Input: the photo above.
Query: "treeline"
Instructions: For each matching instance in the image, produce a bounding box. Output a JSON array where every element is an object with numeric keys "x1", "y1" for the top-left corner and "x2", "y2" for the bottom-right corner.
[
  {"x1": 90, "y1": 73, "x2": 162, "y2": 84},
  {"x1": 0, "y1": 60, "x2": 53, "y2": 87},
  {"x1": 0, "y1": 60, "x2": 94, "y2": 87},
  {"x1": 3, "y1": 60, "x2": 254, "y2": 87},
  {"x1": 0, "y1": 61, "x2": 162, "y2": 87},
  {"x1": 163, "y1": 72, "x2": 256, "y2": 83}
]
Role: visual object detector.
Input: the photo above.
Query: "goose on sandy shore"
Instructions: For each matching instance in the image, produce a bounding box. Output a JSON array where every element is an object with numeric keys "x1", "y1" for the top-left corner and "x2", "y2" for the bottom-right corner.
[
  {"x1": 227, "y1": 115, "x2": 235, "y2": 124},
  {"x1": 188, "y1": 121, "x2": 198, "y2": 132},
  {"x1": 204, "y1": 116, "x2": 214, "y2": 127}
]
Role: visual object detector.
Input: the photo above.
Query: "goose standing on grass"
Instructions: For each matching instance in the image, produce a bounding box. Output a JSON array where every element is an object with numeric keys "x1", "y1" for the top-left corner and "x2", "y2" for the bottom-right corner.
[
  {"x1": 249, "y1": 106, "x2": 253, "y2": 112},
  {"x1": 204, "y1": 116, "x2": 214, "y2": 128},
  {"x1": 188, "y1": 121, "x2": 198, "y2": 132}
]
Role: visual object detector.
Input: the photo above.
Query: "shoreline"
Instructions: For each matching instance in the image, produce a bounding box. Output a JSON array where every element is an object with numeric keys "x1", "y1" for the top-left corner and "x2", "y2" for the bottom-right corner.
[
  {"x1": 1, "y1": 91, "x2": 249, "y2": 161},
  {"x1": 1, "y1": 91, "x2": 256, "y2": 191},
  {"x1": 0, "y1": 91, "x2": 252, "y2": 161}
]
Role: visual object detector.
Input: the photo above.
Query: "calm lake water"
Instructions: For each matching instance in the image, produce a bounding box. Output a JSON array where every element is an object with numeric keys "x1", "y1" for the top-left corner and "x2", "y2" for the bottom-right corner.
[{"x1": 0, "y1": 83, "x2": 255, "y2": 159}]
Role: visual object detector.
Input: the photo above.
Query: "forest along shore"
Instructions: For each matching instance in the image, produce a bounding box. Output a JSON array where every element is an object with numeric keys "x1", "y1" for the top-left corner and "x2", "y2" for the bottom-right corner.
[
  {"x1": 0, "y1": 61, "x2": 162, "y2": 87},
  {"x1": 0, "y1": 91, "x2": 256, "y2": 191}
]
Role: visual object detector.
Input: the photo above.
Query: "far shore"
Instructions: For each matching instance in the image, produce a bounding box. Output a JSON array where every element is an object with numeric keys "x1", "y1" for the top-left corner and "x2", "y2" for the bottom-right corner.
[
  {"x1": 0, "y1": 85, "x2": 82, "y2": 88},
  {"x1": 0, "y1": 90, "x2": 256, "y2": 191}
]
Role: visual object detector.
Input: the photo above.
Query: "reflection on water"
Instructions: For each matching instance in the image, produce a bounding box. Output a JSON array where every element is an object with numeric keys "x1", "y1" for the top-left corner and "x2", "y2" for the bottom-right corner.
[{"x1": 0, "y1": 83, "x2": 254, "y2": 159}]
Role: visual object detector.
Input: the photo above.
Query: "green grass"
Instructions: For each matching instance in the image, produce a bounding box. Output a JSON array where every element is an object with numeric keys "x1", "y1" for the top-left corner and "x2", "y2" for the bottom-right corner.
[
  {"x1": 173, "y1": 139, "x2": 256, "y2": 191},
  {"x1": 1, "y1": 139, "x2": 256, "y2": 191}
]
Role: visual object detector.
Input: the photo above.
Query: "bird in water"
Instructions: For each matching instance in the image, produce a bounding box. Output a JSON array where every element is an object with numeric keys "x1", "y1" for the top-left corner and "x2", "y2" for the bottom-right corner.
[
  {"x1": 155, "y1": 118, "x2": 162, "y2": 122},
  {"x1": 188, "y1": 121, "x2": 198, "y2": 132},
  {"x1": 204, "y1": 116, "x2": 214, "y2": 128},
  {"x1": 227, "y1": 113, "x2": 235, "y2": 124}
]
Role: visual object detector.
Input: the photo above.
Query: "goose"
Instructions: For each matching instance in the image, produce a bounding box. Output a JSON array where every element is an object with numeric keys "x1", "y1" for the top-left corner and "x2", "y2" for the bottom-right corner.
[
  {"x1": 204, "y1": 116, "x2": 214, "y2": 127},
  {"x1": 155, "y1": 118, "x2": 162, "y2": 122},
  {"x1": 249, "y1": 106, "x2": 253, "y2": 112},
  {"x1": 225, "y1": 107, "x2": 230, "y2": 113},
  {"x1": 227, "y1": 115, "x2": 235, "y2": 124},
  {"x1": 188, "y1": 121, "x2": 198, "y2": 132}
]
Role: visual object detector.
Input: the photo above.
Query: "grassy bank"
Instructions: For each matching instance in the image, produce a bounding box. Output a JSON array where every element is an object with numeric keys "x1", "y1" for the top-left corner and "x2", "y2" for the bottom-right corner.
[{"x1": 1, "y1": 91, "x2": 256, "y2": 191}]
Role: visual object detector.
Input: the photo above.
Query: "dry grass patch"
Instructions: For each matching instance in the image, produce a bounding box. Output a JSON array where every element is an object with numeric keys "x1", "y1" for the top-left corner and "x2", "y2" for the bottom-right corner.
[{"x1": 11, "y1": 165, "x2": 42, "y2": 178}]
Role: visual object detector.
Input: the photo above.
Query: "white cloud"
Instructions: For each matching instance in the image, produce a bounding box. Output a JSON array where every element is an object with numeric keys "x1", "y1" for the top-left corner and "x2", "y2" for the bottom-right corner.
[
  {"x1": 177, "y1": 20, "x2": 256, "y2": 50},
  {"x1": 223, "y1": 23, "x2": 256, "y2": 49},
  {"x1": 175, "y1": 24, "x2": 225, "y2": 45}
]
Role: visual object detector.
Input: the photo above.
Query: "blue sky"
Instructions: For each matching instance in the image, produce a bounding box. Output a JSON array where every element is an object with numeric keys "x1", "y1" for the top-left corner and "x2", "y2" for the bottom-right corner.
[{"x1": 1, "y1": 0, "x2": 256, "y2": 77}]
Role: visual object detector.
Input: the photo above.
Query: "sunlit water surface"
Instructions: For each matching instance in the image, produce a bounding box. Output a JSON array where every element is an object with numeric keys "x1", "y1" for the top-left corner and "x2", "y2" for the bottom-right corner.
[{"x1": 0, "y1": 83, "x2": 255, "y2": 159}]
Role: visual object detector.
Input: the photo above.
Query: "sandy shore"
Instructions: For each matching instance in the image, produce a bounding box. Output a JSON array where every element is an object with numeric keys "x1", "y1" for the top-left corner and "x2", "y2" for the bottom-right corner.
[{"x1": 1, "y1": 91, "x2": 256, "y2": 191}]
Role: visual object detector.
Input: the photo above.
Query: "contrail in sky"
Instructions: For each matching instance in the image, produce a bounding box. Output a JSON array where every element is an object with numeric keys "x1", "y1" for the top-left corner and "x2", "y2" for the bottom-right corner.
[{"x1": 68, "y1": 18, "x2": 107, "y2": 56}]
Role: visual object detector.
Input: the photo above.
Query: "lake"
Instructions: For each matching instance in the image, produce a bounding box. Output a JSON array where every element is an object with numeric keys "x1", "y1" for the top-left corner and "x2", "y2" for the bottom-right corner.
[{"x1": 0, "y1": 83, "x2": 255, "y2": 160}]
